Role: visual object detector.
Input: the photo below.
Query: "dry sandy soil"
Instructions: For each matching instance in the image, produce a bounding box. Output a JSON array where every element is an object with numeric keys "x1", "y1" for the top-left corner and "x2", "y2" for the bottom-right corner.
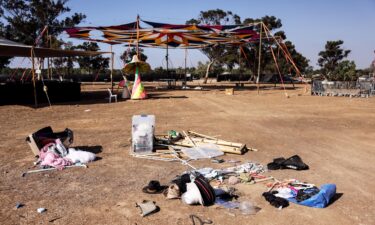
[{"x1": 0, "y1": 82, "x2": 374, "y2": 225}]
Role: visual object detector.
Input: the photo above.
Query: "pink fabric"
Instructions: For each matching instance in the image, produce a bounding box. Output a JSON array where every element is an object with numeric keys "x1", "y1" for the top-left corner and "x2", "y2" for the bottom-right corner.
[{"x1": 39, "y1": 141, "x2": 72, "y2": 170}]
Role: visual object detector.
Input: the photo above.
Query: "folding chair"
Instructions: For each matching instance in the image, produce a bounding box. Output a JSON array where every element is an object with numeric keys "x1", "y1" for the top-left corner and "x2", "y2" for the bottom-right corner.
[{"x1": 107, "y1": 88, "x2": 117, "y2": 103}]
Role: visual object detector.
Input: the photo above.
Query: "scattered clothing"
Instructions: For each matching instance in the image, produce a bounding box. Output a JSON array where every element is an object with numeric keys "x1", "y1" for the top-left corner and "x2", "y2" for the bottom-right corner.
[
  {"x1": 181, "y1": 182, "x2": 203, "y2": 205},
  {"x1": 136, "y1": 200, "x2": 158, "y2": 217},
  {"x1": 287, "y1": 184, "x2": 336, "y2": 208},
  {"x1": 37, "y1": 139, "x2": 96, "y2": 170},
  {"x1": 274, "y1": 187, "x2": 296, "y2": 199},
  {"x1": 267, "y1": 155, "x2": 309, "y2": 170},
  {"x1": 65, "y1": 148, "x2": 96, "y2": 164},
  {"x1": 262, "y1": 192, "x2": 289, "y2": 208},
  {"x1": 39, "y1": 145, "x2": 72, "y2": 170},
  {"x1": 142, "y1": 180, "x2": 167, "y2": 194},
  {"x1": 164, "y1": 183, "x2": 180, "y2": 199},
  {"x1": 296, "y1": 187, "x2": 320, "y2": 202}
]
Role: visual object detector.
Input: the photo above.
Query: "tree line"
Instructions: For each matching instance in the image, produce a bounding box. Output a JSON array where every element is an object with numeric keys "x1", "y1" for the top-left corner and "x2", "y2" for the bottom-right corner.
[{"x1": 0, "y1": 2, "x2": 372, "y2": 81}]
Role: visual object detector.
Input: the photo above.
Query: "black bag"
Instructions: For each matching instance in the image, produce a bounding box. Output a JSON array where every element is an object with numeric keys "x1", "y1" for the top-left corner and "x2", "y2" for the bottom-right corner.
[
  {"x1": 267, "y1": 155, "x2": 309, "y2": 170},
  {"x1": 26, "y1": 126, "x2": 74, "y2": 149},
  {"x1": 194, "y1": 175, "x2": 216, "y2": 206}
]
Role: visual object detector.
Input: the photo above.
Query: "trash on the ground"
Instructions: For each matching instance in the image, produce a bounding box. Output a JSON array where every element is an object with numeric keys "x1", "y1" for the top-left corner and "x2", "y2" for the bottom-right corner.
[
  {"x1": 227, "y1": 160, "x2": 241, "y2": 164},
  {"x1": 215, "y1": 198, "x2": 240, "y2": 209},
  {"x1": 267, "y1": 155, "x2": 309, "y2": 170},
  {"x1": 181, "y1": 144, "x2": 224, "y2": 159},
  {"x1": 286, "y1": 183, "x2": 336, "y2": 208},
  {"x1": 263, "y1": 192, "x2": 289, "y2": 209},
  {"x1": 239, "y1": 201, "x2": 260, "y2": 215},
  {"x1": 142, "y1": 180, "x2": 167, "y2": 194},
  {"x1": 211, "y1": 159, "x2": 224, "y2": 164},
  {"x1": 228, "y1": 176, "x2": 240, "y2": 185},
  {"x1": 264, "y1": 179, "x2": 336, "y2": 208},
  {"x1": 25, "y1": 127, "x2": 97, "y2": 172},
  {"x1": 164, "y1": 183, "x2": 180, "y2": 199},
  {"x1": 181, "y1": 182, "x2": 203, "y2": 205},
  {"x1": 225, "y1": 88, "x2": 234, "y2": 95},
  {"x1": 22, "y1": 163, "x2": 87, "y2": 177},
  {"x1": 84, "y1": 109, "x2": 91, "y2": 112},
  {"x1": 37, "y1": 208, "x2": 47, "y2": 213},
  {"x1": 189, "y1": 214, "x2": 213, "y2": 225},
  {"x1": 136, "y1": 200, "x2": 158, "y2": 217},
  {"x1": 167, "y1": 130, "x2": 251, "y2": 155},
  {"x1": 131, "y1": 115, "x2": 155, "y2": 154},
  {"x1": 15, "y1": 203, "x2": 24, "y2": 209},
  {"x1": 25, "y1": 126, "x2": 74, "y2": 156},
  {"x1": 64, "y1": 148, "x2": 96, "y2": 164}
]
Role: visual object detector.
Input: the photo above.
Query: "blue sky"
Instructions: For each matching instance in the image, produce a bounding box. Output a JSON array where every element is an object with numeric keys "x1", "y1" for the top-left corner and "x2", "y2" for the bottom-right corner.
[{"x1": 12, "y1": 0, "x2": 375, "y2": 70}]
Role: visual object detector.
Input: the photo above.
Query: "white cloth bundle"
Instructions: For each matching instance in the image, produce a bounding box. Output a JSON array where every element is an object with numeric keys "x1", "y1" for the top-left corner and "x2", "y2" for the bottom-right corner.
[
  {"x1": 65, "y1": 148, "x2": 96, "y2": 164},
  {"x1": 181, "y1": 182, "x2": 203, "y2": 205}
]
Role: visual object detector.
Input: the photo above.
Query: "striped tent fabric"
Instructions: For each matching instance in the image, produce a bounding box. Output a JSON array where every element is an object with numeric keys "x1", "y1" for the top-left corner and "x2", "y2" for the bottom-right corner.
[{"x1": 65, "y1": 20, "x2": 260, "y2": 48}]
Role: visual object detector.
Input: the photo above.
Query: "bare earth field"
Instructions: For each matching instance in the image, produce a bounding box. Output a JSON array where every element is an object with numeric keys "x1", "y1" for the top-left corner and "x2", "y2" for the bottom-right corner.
[{"x1": 0, "y1": 82, "x2": 374, "y2": 225}]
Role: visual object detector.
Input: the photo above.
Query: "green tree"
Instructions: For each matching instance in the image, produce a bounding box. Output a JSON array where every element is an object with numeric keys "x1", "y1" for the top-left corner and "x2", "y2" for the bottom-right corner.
[
  {"x1": 120, "y1": 47, "x2": 148, "y2": 65},
  {"x1": 331, "y1": 60, "x2": 357, "y2": 81},
  {"x1": 277, "y1": 41, "x2": 309, "y2": 75},
  {"x1": 75, "y1": 42, "x2": 109, "y2": 74},
  {"x1": 186, "y1": 9, "x2": 241, "y2": 84},
  {"x1": 0, "y1": 0, "x2": 85, "y2": 46},
  {"x1": 0, "y1": 21, "x2": 11, "y2": 69},
  {"x1": 318, "y1": 40, "x2": 351, "y2": 79}
]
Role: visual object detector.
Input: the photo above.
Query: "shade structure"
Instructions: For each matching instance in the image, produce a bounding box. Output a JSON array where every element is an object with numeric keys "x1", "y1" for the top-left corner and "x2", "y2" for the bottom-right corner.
[
  {"x1": 0, "y1": 37, "x2": 111, "y2": 57},
  {"x1": 65, "y1": 20, "x2": 260, "y2": 48}
]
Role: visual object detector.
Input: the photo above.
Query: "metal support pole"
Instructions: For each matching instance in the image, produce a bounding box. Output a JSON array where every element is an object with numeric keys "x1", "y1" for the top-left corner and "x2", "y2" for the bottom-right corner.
[
  {"x1": 136, "y1": 15, "x2": 140, "y2": 57},
  {"x1": 184, "y1": 48, "x2": 187, "y2": 85},
  {"x1": 166, "y1": 41, "x2": 169, "y2": 78},
  {"x1": 110, "y1": 45, "x2": 114, "y2": 92},
  {"x1": 31, "y1": 48, "x2": 38, "y2": 108},
  {"x1": 257, "y1": 22, "x2": 263, "y2": 94}
]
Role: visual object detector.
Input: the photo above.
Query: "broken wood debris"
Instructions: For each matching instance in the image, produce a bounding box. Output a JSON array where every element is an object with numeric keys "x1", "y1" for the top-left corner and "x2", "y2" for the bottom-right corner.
[{"x1": 155, "y1": 130, "x2": 256, "y2": 155}]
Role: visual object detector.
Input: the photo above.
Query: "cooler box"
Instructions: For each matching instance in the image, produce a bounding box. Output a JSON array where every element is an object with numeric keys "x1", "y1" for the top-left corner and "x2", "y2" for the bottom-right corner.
[{"x1": 132, "y1": 115, "x2": 155, "y2": 154}]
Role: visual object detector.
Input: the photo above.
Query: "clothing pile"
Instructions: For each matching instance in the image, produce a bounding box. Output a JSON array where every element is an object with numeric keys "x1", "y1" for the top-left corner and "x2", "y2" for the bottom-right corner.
[
  {"x1": 37, "y1": 138, "x2": 96, "y2": 169},
  {"x1": 264, "y1": 180, "x2": 336, "y2": 208},
  {"x1": 163, "y1": 172, "x2": 216, "y2": 206},
  {"x1": 26, "y1": 127, "x2": 96, "y2": 170}
]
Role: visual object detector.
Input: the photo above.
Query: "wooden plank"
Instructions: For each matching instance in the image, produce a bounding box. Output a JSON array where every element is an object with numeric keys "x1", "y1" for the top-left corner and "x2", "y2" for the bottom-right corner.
[
  {"x1": 187, "y1": 130, "x2": 219, "y2": 140},
  {"x1": 183, "y1": 130, "x2": 197, "y2": 147}
]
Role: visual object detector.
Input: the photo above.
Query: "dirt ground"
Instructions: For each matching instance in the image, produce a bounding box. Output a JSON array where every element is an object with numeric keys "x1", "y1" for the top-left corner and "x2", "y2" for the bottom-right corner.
[{"x1": 0, "y1": 82, "x2": 374, "y2": 225}]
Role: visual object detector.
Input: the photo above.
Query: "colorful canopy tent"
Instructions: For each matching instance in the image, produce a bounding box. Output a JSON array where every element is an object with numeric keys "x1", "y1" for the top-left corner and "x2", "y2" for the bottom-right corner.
[
  {"x1": 65, "y1": 21, "x2": 260, "y2": 48},
  {"x1": 65, "y1": 18, "x2": 305, "y2": 97}
]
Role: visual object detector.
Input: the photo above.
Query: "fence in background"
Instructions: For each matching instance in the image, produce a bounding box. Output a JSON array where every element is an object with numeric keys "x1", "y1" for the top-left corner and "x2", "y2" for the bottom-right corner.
[{"x1": 311, "y1": 80, "x2": 375, "y2": 97}]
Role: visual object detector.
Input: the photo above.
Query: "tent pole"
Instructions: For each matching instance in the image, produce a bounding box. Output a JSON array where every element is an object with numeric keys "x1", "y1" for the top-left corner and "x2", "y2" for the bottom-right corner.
[
  {"x1": 239, "y1": 46, "x2": 241, "y2": 86},
  {"x1": 184, "y1": 48, "x2": 187, "y2": 85},
  {"x1": 136, "y1": 15, "x2": 140, "y2": 57},
  {"x1": 110, "y1": 45, "x2": 114, "y2": 92},
  {"x1": 166, "y1": 41, "x2": 169, "y2": 77},
  {"x1": 31, "y1": 48, "x2": 38, "y2": 108},
  {"x1": 257, "y1": 22, "x2": 263, "y2": 95}
]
